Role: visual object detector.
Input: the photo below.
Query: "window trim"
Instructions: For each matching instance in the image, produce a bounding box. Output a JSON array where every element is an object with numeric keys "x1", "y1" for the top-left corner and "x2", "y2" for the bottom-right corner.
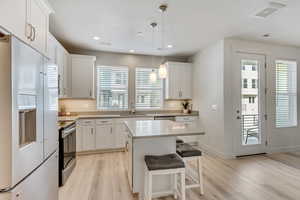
[{"x1": 134, "y1": 67, "x2": 164, "y2": 110}]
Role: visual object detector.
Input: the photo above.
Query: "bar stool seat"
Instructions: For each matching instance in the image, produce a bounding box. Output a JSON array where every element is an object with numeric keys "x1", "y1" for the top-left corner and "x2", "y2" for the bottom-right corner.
[
  {"x1": 144, "y1": 154, "x2": 186, "y2": 200},
  {"x1": 145, "y1": 154, "x2": 185, "y2": 170},
  {"x1": 176, "y1": 143, "x2": 202, "y2": 157},
  {"x1": 176, "y1": 143, "x2": 204, "y2": 195},
  {"x1": 176, "y1": 139, "x2": 184, "y2": 144}
]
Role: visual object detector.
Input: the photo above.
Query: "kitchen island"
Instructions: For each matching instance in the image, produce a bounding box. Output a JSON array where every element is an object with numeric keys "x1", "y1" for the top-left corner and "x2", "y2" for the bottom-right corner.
[{"x1": 124, "y1": 119, "x2": 205, "y2": 198}]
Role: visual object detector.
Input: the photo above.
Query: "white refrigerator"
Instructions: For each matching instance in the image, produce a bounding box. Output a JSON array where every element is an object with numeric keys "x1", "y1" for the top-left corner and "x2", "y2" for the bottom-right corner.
[{"x1": 0, "y1": 33, "x2": 59, "y2": 200}]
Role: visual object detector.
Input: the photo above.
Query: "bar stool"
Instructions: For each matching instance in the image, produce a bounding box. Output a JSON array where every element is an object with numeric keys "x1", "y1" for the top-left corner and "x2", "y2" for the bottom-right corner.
[
  {"x1": 176, "y1": 139, "x2": 184, "y2": 144},
  {"x1": 144, "y1": 154, "x2": 186, "y2": 200},
  {"x1": 176, "y1": 143, "x2": 204, "y2": 195}
]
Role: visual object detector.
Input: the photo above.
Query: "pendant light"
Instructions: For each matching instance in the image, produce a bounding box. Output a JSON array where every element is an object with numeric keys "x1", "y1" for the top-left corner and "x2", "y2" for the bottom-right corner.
[
  {"x1": 150, "y1": 22, "x2": 158, "y2": 83},
  {"x1": 158, "y1": 4, "x2": 168, "y2": 79}
]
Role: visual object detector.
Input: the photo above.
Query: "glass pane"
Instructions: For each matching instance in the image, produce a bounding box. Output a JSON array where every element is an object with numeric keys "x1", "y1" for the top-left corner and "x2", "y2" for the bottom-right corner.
[
  {"x1": 96, "y1": 66, "x2": 129, "y2": 110},
  {"x1": 241, "y1": 60, "x2": 260, "y2": 145},
  {"x1": 135, "y1": 68, "x2": 163, "y2": 109}
]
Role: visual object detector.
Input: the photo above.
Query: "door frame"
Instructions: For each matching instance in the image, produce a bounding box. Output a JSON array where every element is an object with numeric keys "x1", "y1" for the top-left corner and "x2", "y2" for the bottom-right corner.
[{"x1": 233, "y1": 52, "x2": 268, "y2": 156}]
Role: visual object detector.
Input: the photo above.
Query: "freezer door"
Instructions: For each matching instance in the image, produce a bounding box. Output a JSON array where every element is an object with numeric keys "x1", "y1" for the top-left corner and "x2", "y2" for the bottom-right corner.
[
  {"x1": 11, "y1": 37, "x2": 44, "y2": 186},
  {"x1": 43, "y1": 59, "x2": 59, "y2": 158},
  {"x1": 9, "y1": 151, "x2": 59, "y2": 200}
]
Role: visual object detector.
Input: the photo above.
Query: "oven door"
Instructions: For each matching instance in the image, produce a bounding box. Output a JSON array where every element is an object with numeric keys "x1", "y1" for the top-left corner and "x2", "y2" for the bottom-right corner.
[{"x1": 60, "y1": 125, "x2": 76, "y2": 185}]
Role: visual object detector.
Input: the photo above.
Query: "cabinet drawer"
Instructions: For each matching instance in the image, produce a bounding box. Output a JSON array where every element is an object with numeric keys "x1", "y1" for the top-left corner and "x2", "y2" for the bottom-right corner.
[
  {"x1": 96, "y1": 119, "x2": 113, "y2": 125},
  {"x1": 78, "y1": 119, "x2": 95, "y2": 126}
]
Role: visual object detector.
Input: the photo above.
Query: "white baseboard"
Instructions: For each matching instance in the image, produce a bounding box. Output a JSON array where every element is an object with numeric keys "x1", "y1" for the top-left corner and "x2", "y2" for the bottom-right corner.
[
  {"x1": 197, "y1": 143, "x2": 235, "y2": 159},
  {"x1": 267, "y1": 145, "x2": 300, "y2": 154}
]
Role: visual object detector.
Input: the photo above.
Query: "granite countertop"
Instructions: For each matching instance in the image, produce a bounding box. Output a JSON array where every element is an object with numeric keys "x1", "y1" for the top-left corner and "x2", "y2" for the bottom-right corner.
[
  {"x1": 58, "y1": 112, "x2": 198, "y2": 122},
  {"x1": 124, "y1": 119, "x2": 205, "y2": 139}
]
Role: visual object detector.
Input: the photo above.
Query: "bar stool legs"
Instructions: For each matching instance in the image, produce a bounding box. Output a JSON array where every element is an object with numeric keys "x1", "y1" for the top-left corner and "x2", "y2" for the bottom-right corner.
[{"x1": 144, "y1": 167, "x2": 186, "y2": 200}]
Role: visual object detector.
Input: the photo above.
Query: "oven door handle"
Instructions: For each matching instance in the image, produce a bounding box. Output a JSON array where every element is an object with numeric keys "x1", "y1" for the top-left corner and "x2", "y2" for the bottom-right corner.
[{"x1": 62, "y1": 127, "x2": 76, "y2": 138}]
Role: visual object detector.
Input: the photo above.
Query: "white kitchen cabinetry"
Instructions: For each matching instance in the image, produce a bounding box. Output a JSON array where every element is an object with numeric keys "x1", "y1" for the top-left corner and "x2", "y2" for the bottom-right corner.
[
  {"x1": 47, "y1": 33, "x2": 70, "y2": 98},
  {"x1": 0, "y1": 0, "x2": 27, "y2": 42},
  {"x1": 77, "y1": 118, "x2": 128, "y2": 152},
  {"x1": 57, "y1": 44, "x2": 70, "y2": 98},
  {"x1": 78, "y1": 120, "x2": 96, "y2": 151},
  {"x1": 165, "y1": 62, "x2": 192, "y2": 100},
  {"x1": 95, "y1": 119, "x2": 114, "y2": 149},
  {"x1": 0, "y1": 0, "x2": 52, "y2": 55},
  {"x1": 70, "y1": 54, "x2": 96, "y2": 98}
]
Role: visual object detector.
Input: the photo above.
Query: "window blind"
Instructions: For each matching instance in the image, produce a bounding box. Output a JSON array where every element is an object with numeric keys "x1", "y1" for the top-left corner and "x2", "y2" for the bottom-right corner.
[
  {"x1": 96, "y1": 66, "x2": 129, "y2": 110},
  {"x1": 135, "y1": 68, "x2": 163, "y2": 109},
  {"x1": 276, "y1": 60, "x2": 297, "y2": 128}
]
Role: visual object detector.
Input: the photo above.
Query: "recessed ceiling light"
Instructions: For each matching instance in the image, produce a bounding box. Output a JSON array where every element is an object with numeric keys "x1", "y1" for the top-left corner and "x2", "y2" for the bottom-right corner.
[
  {"x1": 167, "y1": 44, "x2": 173, "y2": 48},
  {"x1": 93, "y1": 36, "x2": 100, "y2": 40},
  {"x1": 129, "y1": 49, "x2": 135, "y2": 53}
]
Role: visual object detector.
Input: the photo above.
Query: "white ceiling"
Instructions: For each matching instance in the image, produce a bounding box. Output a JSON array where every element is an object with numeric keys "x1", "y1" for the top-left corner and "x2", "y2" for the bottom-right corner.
[{"x1": 48, "y1": 0, "x2": 300, "y2": 56}]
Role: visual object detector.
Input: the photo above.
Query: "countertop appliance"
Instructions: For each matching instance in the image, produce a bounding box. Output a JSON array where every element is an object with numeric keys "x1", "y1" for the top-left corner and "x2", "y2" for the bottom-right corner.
[
  {"x1": 59, "y1": 121, "x2": 76, "y2": 186},
  {"x1": 0, "y1": 32, "x2": 59, "y2": 200}
]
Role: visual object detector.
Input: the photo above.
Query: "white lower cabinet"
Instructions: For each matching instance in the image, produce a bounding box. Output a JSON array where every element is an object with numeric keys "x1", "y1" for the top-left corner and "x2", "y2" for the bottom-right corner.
[
  {"x1": 77, "y1": 119, "x2": 127, "y2": 152},
  {"x1": 95, "y1": 125, "x2": 114, "y2": 149},
  {"x1": 81, "y1": 126, "x2": 95, "y2": 151}
]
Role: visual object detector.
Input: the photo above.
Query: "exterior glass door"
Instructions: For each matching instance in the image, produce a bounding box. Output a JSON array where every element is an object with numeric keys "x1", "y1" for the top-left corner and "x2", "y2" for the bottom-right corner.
[{"x1": 234, "y1": 53, "x2": 266, "y2": 156}]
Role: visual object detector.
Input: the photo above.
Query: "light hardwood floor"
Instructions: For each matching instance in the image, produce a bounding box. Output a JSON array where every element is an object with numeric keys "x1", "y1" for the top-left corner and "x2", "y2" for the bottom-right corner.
[{"x1": 59, "y1": 152, "x2": 300, "y2": 200}]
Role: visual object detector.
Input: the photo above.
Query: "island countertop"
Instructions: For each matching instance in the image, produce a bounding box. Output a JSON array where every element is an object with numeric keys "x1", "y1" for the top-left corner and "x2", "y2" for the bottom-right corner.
[{"x1": 124, "y1": 119, "x2": 205, "y2": 139}]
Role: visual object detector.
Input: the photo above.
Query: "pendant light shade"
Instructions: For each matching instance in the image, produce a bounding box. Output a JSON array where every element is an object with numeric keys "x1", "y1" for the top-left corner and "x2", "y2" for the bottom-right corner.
[
  {"x1": 159, "y1": 63, "x2": 167, "y2": 79},
  {"x1": 150, "y1": 69, "x2": 157, "y2": 83}
]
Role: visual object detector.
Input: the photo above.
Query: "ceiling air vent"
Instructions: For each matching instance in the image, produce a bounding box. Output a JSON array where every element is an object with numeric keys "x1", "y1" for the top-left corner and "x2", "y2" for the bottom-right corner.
[{"x1": 255, "y1": 1, "x2": 286, "y2": 18}]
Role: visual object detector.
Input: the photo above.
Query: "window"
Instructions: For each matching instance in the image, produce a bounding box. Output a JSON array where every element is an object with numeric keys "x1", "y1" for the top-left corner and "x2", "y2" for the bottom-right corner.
[
  {"x1": 248, "y1": 96, "x2": 255, "y2": 104},
  {"x1": 252, "y1": 65, "x2": 256, "y2": 71},
  {"x1": 276, "y1": 60, "x2": 297, "y2": 128},
  {"x1": 243, "y1": 79, "x2": 248, "y2": 88},
  {"x1": 252, "y1": 79, "x2": 256, "y2": 89},
  {"x1": 96, "y1": 66, "x2": 129, "y2": 110},
  {"x1": 135, "y1": 68, "x2": 163, "y2": 109}
]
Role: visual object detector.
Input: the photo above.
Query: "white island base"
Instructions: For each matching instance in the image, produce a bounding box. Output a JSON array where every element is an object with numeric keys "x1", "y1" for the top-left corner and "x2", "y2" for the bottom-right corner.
[
  {"x1": 132, "y1": 136, "x2": 177, "y2": 198},
  {"x1": 125, "y1": 120, "x2": 205, "y2": 199}
]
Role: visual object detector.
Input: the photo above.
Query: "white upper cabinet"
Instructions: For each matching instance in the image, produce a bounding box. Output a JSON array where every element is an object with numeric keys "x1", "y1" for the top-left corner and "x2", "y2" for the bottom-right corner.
[
  {"x1": 47, "y1": 33, "x2": 70, "y2": 98},
  {"x1": 165, "y1": 62, "x2": 192, "y2": 100},
  {"x1": 0, "y1": 0, "x2": 27, "y2": 41},
  {"x1": 70, "y1": 54, "x2": 96, "y2": 98},
  {"x1": 27, "y1": 0, "x2": 49, "y2": 55},
  {"x1": 0, "y1": 0, "x2": 52, "y2": 55}
]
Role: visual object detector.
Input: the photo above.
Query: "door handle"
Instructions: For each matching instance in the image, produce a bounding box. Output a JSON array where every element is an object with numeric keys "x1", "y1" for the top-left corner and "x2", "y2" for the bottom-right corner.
[
  {"x1": 26, "y1": 23, "x2": 33, "y2": 40},
  {"x1": 31, "y1": 26, "x2": 36, "y2": 41}
]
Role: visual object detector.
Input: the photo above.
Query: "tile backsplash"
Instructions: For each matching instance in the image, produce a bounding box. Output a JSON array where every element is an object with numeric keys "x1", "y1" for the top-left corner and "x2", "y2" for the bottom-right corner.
[{"x1": 59, "y1": 99, "x2": 188, "y2": 113}]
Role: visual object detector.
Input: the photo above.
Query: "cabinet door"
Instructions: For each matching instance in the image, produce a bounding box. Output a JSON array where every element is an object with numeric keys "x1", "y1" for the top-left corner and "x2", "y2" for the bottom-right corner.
[
  {"x1": 0, "y1": 0, "x2": 27, "y2": 41},
  {"x1": 180, "y1": 64, "x2": 192, "y2": 99},
  {"x1": 62, "y1": 51, "x2": 70, "y2": 97},
  {"x1": 76, "y1": 125, "x2": 83, "y2": 152},
  {"x1": 43, "y1": 62, "x2": 58, "y2": 158},
  {"x1": 57, "y1": 46, "x2": 65, "y2": 98},
  {"x1": 82, "y1": 126, "x2": 96, "y2": 151},
  {"x1": 71, "y1": 55, "x2": 95, "y2": 98},
  {"x1": 95, "y1": 125, "x2": 114, "y2": 149},
  {"x1": 29, "y1": 0, "x2": 48, "y2": 54},
  {"x1": 113, "y1": 123, "x2": 126, "y2": 148}
]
